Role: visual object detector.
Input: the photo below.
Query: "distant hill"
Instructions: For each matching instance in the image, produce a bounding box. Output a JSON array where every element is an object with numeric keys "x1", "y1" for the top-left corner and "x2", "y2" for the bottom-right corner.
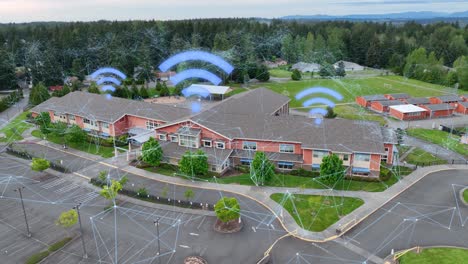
[{"x1": 281, "y1": 11, "x2": 468, "y2": 22}]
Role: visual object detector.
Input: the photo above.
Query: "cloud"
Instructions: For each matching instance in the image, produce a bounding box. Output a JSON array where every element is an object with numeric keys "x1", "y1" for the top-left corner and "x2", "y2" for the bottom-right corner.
[{"x1": 340, "y1": 0, "x2": 468, "y2": 5}]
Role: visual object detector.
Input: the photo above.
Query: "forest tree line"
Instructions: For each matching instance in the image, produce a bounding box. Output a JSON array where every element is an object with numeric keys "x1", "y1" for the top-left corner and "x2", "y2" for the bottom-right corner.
[{"x1": 0, "y1": 18, "x2": 467, "y2": 90}]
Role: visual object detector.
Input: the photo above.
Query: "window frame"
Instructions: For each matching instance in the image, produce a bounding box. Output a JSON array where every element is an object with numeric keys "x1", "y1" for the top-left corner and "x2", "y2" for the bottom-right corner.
[
  {"x1": 158, "y1": 134, "x2": 167, "y2": 141},
  {"x1": 202, "y1": 140, "x2": 212, "y2": 148},
  {"x1": 242, "y1": 141, "x2": 257, "y2": 151},
  {"x1": 279, "y1": 144, "x2": 294, "y2": 153},
  {"x1": 215, "y1": 141, "x2": 225, "y2": 149}
]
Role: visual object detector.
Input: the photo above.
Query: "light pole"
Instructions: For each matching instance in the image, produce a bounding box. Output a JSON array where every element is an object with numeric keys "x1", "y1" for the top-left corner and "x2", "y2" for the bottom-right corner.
[
  {"x1": 73, "y1": 203, "x2": 88, "y2": 259},
  {"x1": 154, "y1": 218, "x2": 161, "y2": 263},
  {"x1": 14, "y1": 187, "x2": 31, "y2": 237}
]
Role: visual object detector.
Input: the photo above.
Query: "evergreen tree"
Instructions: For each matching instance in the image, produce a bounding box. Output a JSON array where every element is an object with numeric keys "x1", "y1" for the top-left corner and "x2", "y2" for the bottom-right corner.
[
  {"x1": 0, "y1": 48, "x2": 16, "y2": 90},
  {"x1": 29, "y1": 82, "x2": 50, "y2": 106},
  {"x1": 131, "y1": 82, "x2": 140, "y2": 99},
  {"x1": 336, "y1": 61, "x2": 346, "y2": 77},
  {"x1": 160, "y1": 82, "x2": 170, "y2": 97},
  {"x1": 319, "y1": 63, "x2": 336, "y2": 78},
  {"x1": 291, "y1": 69, "x2": 302, "y2": 81},
  {"x1": 139, "y1": 87, "x2": 149, "y2": 99}
]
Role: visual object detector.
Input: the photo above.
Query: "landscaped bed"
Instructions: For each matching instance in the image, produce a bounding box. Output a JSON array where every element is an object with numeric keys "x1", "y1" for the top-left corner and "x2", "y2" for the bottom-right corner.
[
  {"x1": 31, "y1": 130, "x2": 116, "y2": 158},
  {"x1": 399, "y1": 247, "x2": 468, "y2": 264},
  {"x1": 135, "y1": 160, "x2": 413, "y2": 192},
  {"x1": 270, "y1": 193, "x2": 364, "y2": 232},
  {"x1": 25, "y1": 237, "x2": 73, "y2": 264}
]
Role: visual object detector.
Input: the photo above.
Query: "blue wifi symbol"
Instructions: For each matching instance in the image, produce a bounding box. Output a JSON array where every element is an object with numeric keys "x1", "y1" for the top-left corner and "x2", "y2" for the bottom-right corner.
[
  {"x1": 91, "y1": 67, "x2": 127, "y2": 99},
  {"x1": 158, "y1": 51, "x2": 234, "y2": 113},
  {"x1": 295, "y1": 87, "x2": 344, "y2": 125}
]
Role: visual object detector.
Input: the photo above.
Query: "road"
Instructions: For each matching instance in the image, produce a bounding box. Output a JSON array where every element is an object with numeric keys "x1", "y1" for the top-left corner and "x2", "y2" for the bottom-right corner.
[{"x1": 0, "y1": 91, "x2": 29, "y2": 130}]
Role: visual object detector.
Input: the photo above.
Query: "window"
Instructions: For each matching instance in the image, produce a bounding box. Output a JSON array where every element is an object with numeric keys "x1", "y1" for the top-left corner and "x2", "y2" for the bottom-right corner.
[
  {"x1": 102, "y1": 122, "x2": 109, "y2": 129},
  {"x1": 203, "y1": 140, "x2": 212, "y2": 147},
  {"x1": 313, "y1": 150, "x2": 328, "y2": 158},
  {"x1": 216, "y1": 141, "x2": 225, "y2": 149},
  {"x1": 83, "y1": 118, "x2": 97, "y2": 126},
  {"x1": 279, "y1": 144, "x2": 294, "y2": 153},
  {"x1": 146, "y1": 120, "x2": 159, "y2": 130},
  {"x1": 69, "y1": 115, "x2": 75, "y2": 120},
  {"x1": 179, "y1": 135, "x2": 197, "y2": 148},
  {"x1": 240, "y1": 159, "x2": 252, "y2": 166},
  {"x1": 83, "y1": 118, "x2": 90, "y2": 124},
  {"x1": 243, "y1": 141, "x2": 257, "y2": 150},
  {"x1": 385, "y1": 148, "x2": 389, "y2": 152},
  {"x1": 278, "y1": 161, "x2": 294, "y2": 170},
  {"x1": 170, "y1": 135, "x2": 178, "y2": 142},
  {"x1": 354, "y1": 153, "x2": 370, "y2": 162},
  {"x1": 158, "y1": 134, "x2": 167, "y2": 141},
  {"x1": 343, "y1": 154, "x2": 349, "y2": 161}
]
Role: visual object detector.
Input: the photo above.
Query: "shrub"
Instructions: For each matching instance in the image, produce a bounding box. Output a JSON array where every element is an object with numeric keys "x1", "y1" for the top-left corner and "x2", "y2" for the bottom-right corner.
[
  {"x1": 379, "y1": 166, "x2": 392, "y2": 181},
  {"x1": 137, "y1": 187, "x2": 148, "y2": 197},
  {"x1": 291, "y1": 69, "x2": 302, "y2": 80},
  {"x1": 48, "y1": 237, "x2": 72, "y2": 252},
  {"x1": 25, "y1": 251, "x2": 50, "y2": 264},
  {"x1": 214, "y1": 197, "x2": 240, "y2": 223},
  {"x1": 289, "y1": 168, "x2": 320, "y2": 177}
]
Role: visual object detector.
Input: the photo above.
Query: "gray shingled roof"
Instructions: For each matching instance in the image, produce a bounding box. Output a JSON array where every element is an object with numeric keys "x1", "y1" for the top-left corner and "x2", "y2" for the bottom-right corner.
[
  {"x1": 386, "y1": 93, "x2": 410, "y2": 99},
  {"x1": 424, "y1": 103, "x2": 455, "y2": 111},
  {"x1": 231, "y1": 149, "x2": 303, "y2": 162},
  {"x1": 31, "y1": 92, "x2": 192, "y2": 123},
  {"x1": 361, "y1": 95, "x2": 388, "y2": 101},
  {"x1": 381, "y1": 127, "x2": 397, "y2": 144},
  {"x1": 376, "y1": 100, "x2": 403, "y2": 106},
  {"x1": 434, "y1": 95, "x2": 462, "y2": 103},
  {"x1": 405, "y1": 97, "x2": 430, "y2": 105},
  {"x1": 459, "y1": 102, "x2": 468, "y2": 107}
]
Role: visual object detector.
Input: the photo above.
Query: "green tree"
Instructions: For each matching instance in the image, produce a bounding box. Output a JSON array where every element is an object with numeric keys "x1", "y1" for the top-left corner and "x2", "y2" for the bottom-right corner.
[
  {"x1": 214, "y1": 197, "x2": 240, "y2": 223},
  {"x1": 35, "y1": 112, "x2": 52, "y2": 135},
  {"x1": 255, "y1": 64, "x2": 270, "y2": 82},
  {"x1": 56, "y1": 209, "x2": 78, "y2": 228},
  {"x1": 31, "y1": 158, "x2": 50, "y2": 173},
  {"x1": 29, "y1": 82, "x2": 50, "y2": 106},
  {"x1": 324, "y1": 106, "x2": 337, "y2": 119},
  {"x1": 319, "y1": 154, "x2": 345, "y2": 186},
  {"x1": 64, "y1": 125, "x2": 87, "y2": 143},
  {"x1": 281, "y1": 34, "x2": 297, "y2": 63},
  {"x1": 454, "y1": 56, "x2": 468, "y2": 90},
  {"x1": 0, "y1": 48, "x2": 16, "y2": 91},
  {"x1": 184, "y1": 189, "x2": 195, "y2": 201},
  {"x1": 319, "y1": 63, "x2": 336, "y2": 77},
  {"x1": 139, "y1": 87, "x2": 149, "y2": 99},
  {"x1": 87, "y1": 82, "x2": 100, "y2": 94},
  {"x1": 160, "y1": 82, "x2": 170, "y2": 97},
  {"x1": 251, "y1": 151, "x2": 275, "y2": 186},
  {"x1": 100, "y1": 179, "x2": 122, "y2": 201},
  {"x1": 131, "y1": 82, "x2": 140, "y2": 98},
  {"x1": 179, "y1": 150, "x2": 209, "y2": 177},
  {"x1": 335, "y1": 61, "x2": 346, "y2": 77},
  {"x1": 141, "y1": 137, "x2": 163, "y2": 166},
  {"x1": 291, "y1": 69, "x2": 302, "y2": 81}
]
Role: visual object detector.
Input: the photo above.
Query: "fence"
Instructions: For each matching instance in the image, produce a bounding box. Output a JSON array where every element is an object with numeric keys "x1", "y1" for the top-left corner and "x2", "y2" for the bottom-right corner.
[{"x1": 413, "y1": 159, "x2": 468, "y2": 167}]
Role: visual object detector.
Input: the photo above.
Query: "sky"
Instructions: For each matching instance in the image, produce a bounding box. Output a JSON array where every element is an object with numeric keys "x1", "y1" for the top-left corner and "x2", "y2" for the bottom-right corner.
[{"x1": 0, "y1": 0, "x2": 467, "y2": 23}]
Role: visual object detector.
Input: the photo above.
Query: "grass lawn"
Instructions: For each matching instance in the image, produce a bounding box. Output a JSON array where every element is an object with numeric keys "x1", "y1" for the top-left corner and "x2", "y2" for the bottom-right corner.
[
  {"x1": 213, "y1": 169, "x2": 412, "y2": 192},
  {"x1": 463, "y1": 189, "x2": 468, "y2": 203},
  {"x1": 225, "y1": 87, "x2": 248, "y2": 97},
  {"x1": 269, "y1": 69, "x2": 292, "y2": 78},
  {"x1": 0, "y1": 111, "x2": 33, "y2": 143},
  {"x1": 31, "y1": 130, "x2": 115, "y2": 158},
  {"x1": 297, "y1": 104, "x2": 387, "y2": 125},
  {"x1": 403, "y1": 147, "x2": 447, "y2": 165},
  {"x1": 270, "y1": 193, "x2": 364, "y2": 232},
  {"x1": 248, "y1": 76, "x2": 453, "y2": 108},
  {"x1": 399, "y1": 247, "x2": 468, "y2": 264},
  {"x1": 407, "y1": 129, "x2": 468, "y2": 157}
]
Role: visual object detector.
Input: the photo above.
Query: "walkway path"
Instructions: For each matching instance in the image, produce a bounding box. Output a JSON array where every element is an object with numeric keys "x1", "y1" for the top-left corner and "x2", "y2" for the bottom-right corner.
[{"x1": 0, "y1": 92, "x2": 29, "y2": 130}]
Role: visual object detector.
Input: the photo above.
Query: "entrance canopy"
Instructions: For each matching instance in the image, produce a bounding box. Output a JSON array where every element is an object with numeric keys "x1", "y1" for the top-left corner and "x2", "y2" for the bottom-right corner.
[{"x1": 188, "y1": 84, "x2": 230, "y2": 96}]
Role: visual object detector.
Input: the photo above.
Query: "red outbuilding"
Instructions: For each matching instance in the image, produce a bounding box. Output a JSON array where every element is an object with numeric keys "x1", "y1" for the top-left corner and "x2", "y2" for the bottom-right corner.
[
  {"x1": 429, "y1": 95, "x2": 462, "y2": 105},
  {"x1": 370, "y1": 100, "x2": 402, "y2": 113},
  {"x1": 421, "y1": 104, "x2": 455, "y2": 118},
  {"x1": 389, "y1": 105, "x2": 429, "y2": 120},
  {"x1": 455, "y1": 102, "x2": 468, "y2": 115},
  {"x1": 384, "y1": 93, "x2": 410, "y2": 101},
  {"x1": 356, "y1": 95, "x2": 388, "y2": 108}
]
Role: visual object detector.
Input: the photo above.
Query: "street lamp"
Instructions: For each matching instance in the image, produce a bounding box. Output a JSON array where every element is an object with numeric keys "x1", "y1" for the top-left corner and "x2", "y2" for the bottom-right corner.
[
  {"x1": 73, "y1": 203, "x2": 88, "y2": 259},
  {"x1": 154, "y1": 218, "x2": 161, "y2": 263},
  {"x1": 14, "y1": 187, "x2": 31, "y2": 238}
]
